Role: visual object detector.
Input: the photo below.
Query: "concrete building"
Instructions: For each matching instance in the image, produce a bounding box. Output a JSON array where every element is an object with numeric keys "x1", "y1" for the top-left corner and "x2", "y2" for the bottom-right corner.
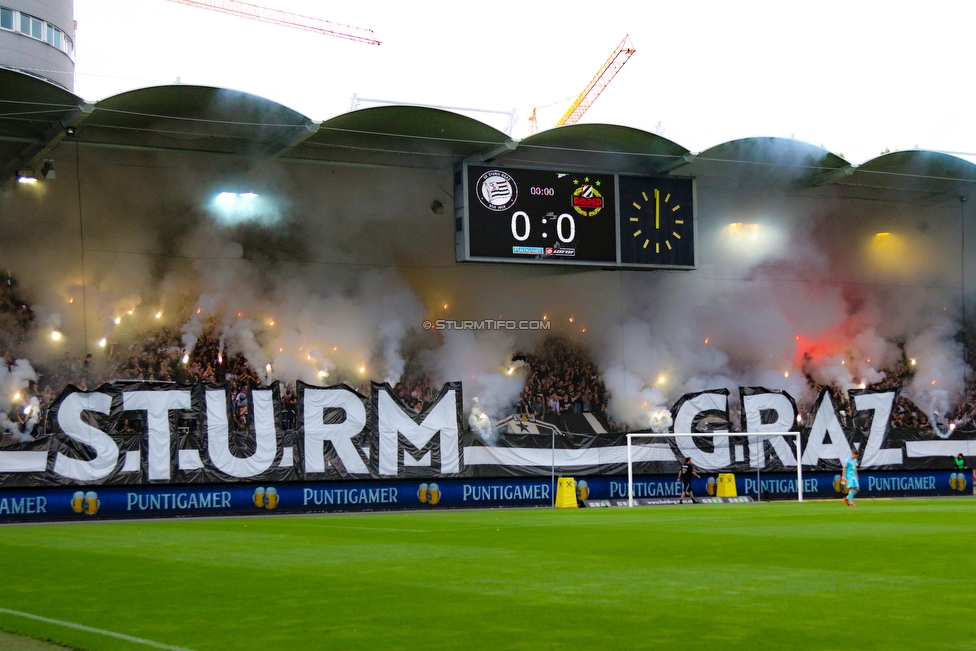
[{"x1": 0, "y1": 0, "x2": 73, "y2": 90}]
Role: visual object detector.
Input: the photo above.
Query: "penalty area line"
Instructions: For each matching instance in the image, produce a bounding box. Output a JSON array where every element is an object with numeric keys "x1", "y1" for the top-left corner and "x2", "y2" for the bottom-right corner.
[{"x1": 0, "y1": 607, "x2": 195, "y2": 651}]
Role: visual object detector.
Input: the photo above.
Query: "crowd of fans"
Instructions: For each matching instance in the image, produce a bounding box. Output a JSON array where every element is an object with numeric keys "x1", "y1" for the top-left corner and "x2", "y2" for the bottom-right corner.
[
  {"x1": 514, "y1": 336, "x2": 609, "y2": 419},
  {"x1": 2, "y1": 268, "x2": 976, "y2": 444},
  {"x1": 796, "y1": 364, "x2": 933, "y2": 430},
  {"x1": 391, "y1": 373, "x2": 441, "y2": 412}
]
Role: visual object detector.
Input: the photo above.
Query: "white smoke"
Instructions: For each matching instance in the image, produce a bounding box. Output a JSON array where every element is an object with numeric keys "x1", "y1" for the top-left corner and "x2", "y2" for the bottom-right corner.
[
  {"x1": 0, "y1": 359, "x2": 37, "y2": 412},
  {"x1": 467, "y1": 396, "x2": 496, "y2": 443},
  {"x1": 0, "y1": 411, "x2": 20, "y2": 440},
  {"x1": 424, "y1": 329, "x2": 525, "y2": 424},
  {"x1": 0, "y1": 136, "x2": 972, "y2": 435}
]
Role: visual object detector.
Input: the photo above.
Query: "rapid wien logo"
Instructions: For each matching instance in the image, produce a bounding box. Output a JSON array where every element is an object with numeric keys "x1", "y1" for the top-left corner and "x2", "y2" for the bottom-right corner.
[{"x1": 571, "y1": 177, "x2": 603, "y2": 217}]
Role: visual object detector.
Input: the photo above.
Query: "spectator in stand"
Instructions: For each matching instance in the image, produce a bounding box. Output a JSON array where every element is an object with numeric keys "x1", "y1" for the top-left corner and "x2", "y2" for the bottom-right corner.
[{"x1": 548, "y1": 394, "x2": 561, "y2": 415}]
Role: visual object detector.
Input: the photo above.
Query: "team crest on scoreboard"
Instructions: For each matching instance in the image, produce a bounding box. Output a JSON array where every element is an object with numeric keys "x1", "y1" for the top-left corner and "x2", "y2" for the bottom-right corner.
[
  {"x1": 572, "y1": 178, "x2": 603, "y2": 217},
  {"x1": 476, "y1": 170, "x2": 518, "y2": 211}
]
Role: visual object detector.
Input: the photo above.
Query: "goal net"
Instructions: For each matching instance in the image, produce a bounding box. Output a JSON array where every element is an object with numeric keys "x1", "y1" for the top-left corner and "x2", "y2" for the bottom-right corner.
[{"x1": 625, "y1": 431, "x2": 804, "y2": 506}]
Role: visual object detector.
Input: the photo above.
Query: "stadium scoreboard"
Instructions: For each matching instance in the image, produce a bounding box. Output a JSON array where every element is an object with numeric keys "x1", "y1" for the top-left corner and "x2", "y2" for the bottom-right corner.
[{"x1": 455, "y1": 163, "x2": 696, "y2": 269}]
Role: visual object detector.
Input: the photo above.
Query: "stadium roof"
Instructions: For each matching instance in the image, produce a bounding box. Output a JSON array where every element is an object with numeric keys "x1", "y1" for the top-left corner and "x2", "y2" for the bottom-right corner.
[{"x1": 2, "y1": 69, "x2": 975, "y2": 204}]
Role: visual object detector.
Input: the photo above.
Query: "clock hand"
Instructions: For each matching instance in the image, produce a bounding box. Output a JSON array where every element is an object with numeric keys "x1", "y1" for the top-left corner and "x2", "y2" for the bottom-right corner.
[{"x1": 654, "y1": 189, "x2": 660, "y2": 230}]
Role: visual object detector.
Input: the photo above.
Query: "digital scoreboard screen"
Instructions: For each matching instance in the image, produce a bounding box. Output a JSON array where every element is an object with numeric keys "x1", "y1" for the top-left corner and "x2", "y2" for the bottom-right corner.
[{"x1": 456, "y1": 163, "x2": 696, "y2": 269}]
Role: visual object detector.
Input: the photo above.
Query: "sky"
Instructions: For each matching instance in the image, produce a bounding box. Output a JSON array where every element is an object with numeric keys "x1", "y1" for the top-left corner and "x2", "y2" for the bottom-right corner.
[{"x1": 72, "y1": 0, "x2": 976, "y2": 165}]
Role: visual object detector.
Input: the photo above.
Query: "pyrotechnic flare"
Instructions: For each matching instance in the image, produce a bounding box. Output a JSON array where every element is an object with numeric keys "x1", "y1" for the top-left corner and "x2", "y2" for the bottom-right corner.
[{"x1": 468, "y1": 397, "x2": 495, "y2": 443}]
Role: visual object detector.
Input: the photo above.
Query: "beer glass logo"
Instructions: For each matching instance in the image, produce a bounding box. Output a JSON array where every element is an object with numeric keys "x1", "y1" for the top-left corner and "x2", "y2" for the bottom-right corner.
[
  {"x1": 833, "y1": 475, "x2": 845, "y2": 493},
  {"x1": 72, "y1": 491, "x2": 99, "y2": 515},
  {"x1": 706, "y1": 477, "x2": 717, "y2": 496},
  {"x1": 253, "y1": 487, "x2": 279, "y2": 509},
  {"x1": 576, "y1": 480, "x2": 589, "y2": 501},
  {"x1": 417, "y1": 483, "x2": 441, "y2": 505},
  {"x1": 950, "y1": 473, "x2": 968, "y2": 492}
]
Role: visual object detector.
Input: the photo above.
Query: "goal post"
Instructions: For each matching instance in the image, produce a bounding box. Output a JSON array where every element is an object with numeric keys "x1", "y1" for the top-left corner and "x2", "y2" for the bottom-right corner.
[{"x1": 625, "y1": 431, "x2": 804, "y2": 506}]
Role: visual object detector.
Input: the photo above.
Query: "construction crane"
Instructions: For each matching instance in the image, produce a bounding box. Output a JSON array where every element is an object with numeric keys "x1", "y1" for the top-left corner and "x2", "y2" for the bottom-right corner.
[
  {"x1": 528, "y1": 35, "x2": 635, "y2": 134},
  {"x1": 163, "y1": 0, "x2": 380, "y2": 45}
]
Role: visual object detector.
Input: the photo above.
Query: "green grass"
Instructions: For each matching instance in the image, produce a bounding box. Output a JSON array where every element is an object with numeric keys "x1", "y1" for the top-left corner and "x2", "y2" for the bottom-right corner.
[{"x1": 1, "y1": 499, "x2": 975, "y2": 650}]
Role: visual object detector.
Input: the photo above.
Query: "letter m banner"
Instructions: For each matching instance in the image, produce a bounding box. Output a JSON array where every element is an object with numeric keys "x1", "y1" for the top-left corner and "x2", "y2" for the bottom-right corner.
[{"x1": 374, "y1": 382, "x2": 462, "y2": 477}]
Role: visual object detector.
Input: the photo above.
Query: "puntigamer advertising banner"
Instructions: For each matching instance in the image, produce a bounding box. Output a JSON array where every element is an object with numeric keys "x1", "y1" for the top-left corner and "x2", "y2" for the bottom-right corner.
[
  {"x1": 0, "y1": 382, "x2": 974, "y2": 490},
  {"x1": 0, "y1": 470, "x2": 970, "y2": 523}
]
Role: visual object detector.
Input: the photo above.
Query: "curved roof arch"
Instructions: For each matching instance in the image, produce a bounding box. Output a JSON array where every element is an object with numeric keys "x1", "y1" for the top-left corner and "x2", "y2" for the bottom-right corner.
[
  {"x1": 292, "y1": 105, "x2": 512, "y2": 168},
  {"x1": 825, "y1": 149, "x2": 976, "y2": 204},
  {"x1": 81, "y1": 84, "x2": 313, "y2": 157},
  {"x1": 687, "y1": 137, "x2": 850, "y2": 183},
  {"x1": 506, "y1": 123, "x2": 691, "y2": 175},
  {"x1": 3, "y1": 70, "x2": 975, "y2": 203},
  {"x1": 0, "y1": 69, "x2": 88, "y2": 181},
  {"x1": 853, "y1": 149, "x2": 976, "y2": 186},
  {"x1": 0, "y1": 67, "x2": 81, "y2": 109}
]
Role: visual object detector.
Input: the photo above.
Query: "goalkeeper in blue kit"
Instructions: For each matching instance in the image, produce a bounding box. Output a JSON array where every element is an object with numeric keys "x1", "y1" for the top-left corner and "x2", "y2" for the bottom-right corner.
[{"x1": 842, "y1": 449, "x2": 859, "y2": 507}]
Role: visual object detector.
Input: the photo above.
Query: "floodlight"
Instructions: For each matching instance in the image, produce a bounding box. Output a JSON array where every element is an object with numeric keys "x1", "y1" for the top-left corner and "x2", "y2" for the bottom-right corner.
[{"x1": 16, "y1": 169, "x2": 37, "y2": 184}]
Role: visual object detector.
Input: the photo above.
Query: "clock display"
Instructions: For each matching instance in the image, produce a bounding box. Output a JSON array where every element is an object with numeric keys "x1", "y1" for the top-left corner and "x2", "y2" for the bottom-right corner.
[{"x1": 618, "y1": 175, "x2": 695, "y2": 267}]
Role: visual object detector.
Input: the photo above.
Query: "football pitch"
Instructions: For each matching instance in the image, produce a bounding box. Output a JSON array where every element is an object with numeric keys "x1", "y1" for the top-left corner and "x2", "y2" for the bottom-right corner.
[{"x1": 1, "y1": 499, "x2": 974, "y2": 650}]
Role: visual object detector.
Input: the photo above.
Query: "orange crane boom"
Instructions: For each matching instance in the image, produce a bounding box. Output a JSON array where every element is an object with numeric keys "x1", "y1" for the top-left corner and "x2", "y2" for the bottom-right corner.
[
  {"x1": 164, "y1": 0, "x2": 380, "y2": 45},
  {"x1": 555, "y1": 35, "x2": 634, "y2": 127}
]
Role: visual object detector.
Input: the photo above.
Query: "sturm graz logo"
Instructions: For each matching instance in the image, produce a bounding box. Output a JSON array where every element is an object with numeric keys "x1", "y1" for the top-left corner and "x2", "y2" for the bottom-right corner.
[{"x1": 476, "y1": 170, "x2": 518, "y2": 211}]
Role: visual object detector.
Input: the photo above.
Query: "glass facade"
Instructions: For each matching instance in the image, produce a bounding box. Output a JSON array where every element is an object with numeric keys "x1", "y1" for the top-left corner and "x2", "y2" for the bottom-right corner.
[{"x1": 1, "y1": 6, "x2": 73, "y2": 60}]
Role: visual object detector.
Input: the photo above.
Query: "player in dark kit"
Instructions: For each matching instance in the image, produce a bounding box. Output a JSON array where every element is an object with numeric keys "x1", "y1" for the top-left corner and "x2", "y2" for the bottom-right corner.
[{"x1": 678, "y1": 457, "x2": 700, "y2": 502}]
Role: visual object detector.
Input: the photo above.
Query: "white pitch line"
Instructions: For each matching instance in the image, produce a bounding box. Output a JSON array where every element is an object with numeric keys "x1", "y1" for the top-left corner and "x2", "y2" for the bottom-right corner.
[{"x1": 0, "y1": 607, "x2": 195, "y2": 651}]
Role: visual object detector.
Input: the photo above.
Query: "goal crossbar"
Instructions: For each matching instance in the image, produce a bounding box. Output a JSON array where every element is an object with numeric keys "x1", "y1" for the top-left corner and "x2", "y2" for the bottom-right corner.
[{"x1": 625, "y1": 431, "x2": 804, "y2": 507}]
